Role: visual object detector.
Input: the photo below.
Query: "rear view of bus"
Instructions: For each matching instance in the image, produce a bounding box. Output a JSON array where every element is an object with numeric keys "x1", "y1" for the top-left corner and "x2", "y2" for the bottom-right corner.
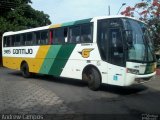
[{"x1": 97, "y1": 16, "x2": 156, "y2": 87}]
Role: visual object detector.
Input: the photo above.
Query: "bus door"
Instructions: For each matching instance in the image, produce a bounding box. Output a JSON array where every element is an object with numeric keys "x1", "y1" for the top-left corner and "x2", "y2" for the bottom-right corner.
[{"x1": 107, "y1": 28, "x2": 125, "y2": 86}]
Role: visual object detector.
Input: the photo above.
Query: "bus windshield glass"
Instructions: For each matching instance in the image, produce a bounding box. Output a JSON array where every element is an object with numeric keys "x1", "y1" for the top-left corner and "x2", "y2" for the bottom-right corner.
[{"x1": 123, "y1": 19, "x2": 155, "y2": 63}]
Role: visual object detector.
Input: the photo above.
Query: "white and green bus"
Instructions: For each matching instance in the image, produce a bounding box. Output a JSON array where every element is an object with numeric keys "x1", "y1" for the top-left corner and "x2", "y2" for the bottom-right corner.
[{"x1": 2, "y1": 16, "x2": 156, "y2": 90}]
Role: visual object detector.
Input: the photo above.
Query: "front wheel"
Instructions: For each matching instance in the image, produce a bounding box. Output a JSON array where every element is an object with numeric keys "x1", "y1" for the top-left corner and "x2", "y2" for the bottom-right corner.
[
  {"x1": 83, "y1": 67, "x2": 101, "y2": 91},
  {"x1": 21, "y1": 63, "x2": 31, "y2": 78}
]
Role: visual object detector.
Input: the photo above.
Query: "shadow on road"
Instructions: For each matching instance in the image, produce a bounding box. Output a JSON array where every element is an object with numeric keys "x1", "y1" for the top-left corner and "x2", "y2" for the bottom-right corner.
[
  {"x1": 9, "y1": 71, "x2": 87, "y2": 87},
  {"x1": 100, "y1": 84, "x2": 148, "y2": 95},
  {"x1": 9, "y1": 71, "x2": 148, "y2": 96}
]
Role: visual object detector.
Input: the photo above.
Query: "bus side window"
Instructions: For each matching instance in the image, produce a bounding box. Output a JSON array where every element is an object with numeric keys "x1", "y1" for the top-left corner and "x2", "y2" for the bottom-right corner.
[
  {"x1": 21, "y1": 34, "x2": 26, "y2": 46},
  {"x1": 41, "y1": 31, "x2": 49, "y2": 45},
  {"x1": 54, "y1": 29, "x2": 62, "y2": 43},
  {"x1": 32, "y1": 32, "x2": 37, "y2": 45},
  {"x1": 15, "y1": 35, "x2": 21, "y2": 46},
  {"x1": 69, "y1": 26, "x2": 80, "y2": 43},
  {"x1": 53, "y1": 28, "x2": 66, "y2": 44},
  {"x1": 3, "y1": 37, "x2": 6, "y2": 47},
  {"x1": 64, "y1": 28, "x2": 68, "y2": 43},
  {"x1": 35, "y1": 32, "x2": 41, "y2": 45},
  {"x1": 3, "y1": 36, "x2": 10, "y2": 47},
  {"x1": 81, "y1": 24, "x2": 93, "y2": 43},
  {"x1": 26, "y1": 33, "x2": 33, "y2": 46},
  {"x1": 8, "y1": 36, "x2": 12, "y2": 47},
  {"x1": 49, "y1": 30, "x2": 53, "y2": 44},
  {"x1": 11, "y1": 35, "x2": 16, "y2": 47}
]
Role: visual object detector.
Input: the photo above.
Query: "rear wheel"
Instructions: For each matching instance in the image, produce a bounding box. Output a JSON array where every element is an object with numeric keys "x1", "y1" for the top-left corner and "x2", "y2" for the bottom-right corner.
[
  {"x1": 83, "y1": 67, "x2": 101, "y2": 91},
  {"x1": 21, "y1": 62, "x2": 31, "y2": 78}
]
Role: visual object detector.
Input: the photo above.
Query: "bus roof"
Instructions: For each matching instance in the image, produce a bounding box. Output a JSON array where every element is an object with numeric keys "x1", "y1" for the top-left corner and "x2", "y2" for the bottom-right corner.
[
  {"x1": 3, "y1": 25, "x2": 50, "y2": 36},
  {"x1": 3, "y1": 15, "x2": 143, "y2": 36},
  {"x1": 92, "y1": 15, "x2": 143, "y2": 22}
]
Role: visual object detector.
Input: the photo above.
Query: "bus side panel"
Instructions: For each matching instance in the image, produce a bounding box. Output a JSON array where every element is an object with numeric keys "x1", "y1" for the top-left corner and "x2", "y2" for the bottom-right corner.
[
  {"x1": 3, "y1": 57, "x2": 22, "y2": 70},
  {"x1": 33, "y1": 45, "x2": 51, "y2": 73},
  {"x1": 60, "y1": 44, "x2": 107, "y2": 80},
  {"x1": 2, "y1": 57, "x2": 49, "y2": 73},
  {"x1": 2, "y1": 46, "x2": 50, "y2": 73},
  {"x1": 60, "y1": 60, "x2": 108, "y2": 81},
  {"x1": 38, "y1": 44, "x2": 76, "y2": 76},
  {"x1": 38, "y1": 45, "x2": 62, "y2": 75}
]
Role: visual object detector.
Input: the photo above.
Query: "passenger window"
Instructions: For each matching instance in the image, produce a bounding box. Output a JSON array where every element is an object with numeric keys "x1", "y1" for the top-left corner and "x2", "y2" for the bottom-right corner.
[
  {"x1": 41, "y1": 31, "x2": 48, "y2": 45},
  {"x1": 3, "y1": 36, "x2": 11, "y2": 47},
  {"x1": 26, "y1": 33, "x2": 33, "y2": 46},
  {"x1": 69, "y1": 26, "x2": 80, "y2": 43},
  {"x1": 21, "y1": 34, "x2": 26, "y2": 46},
  {"x1": 53, "y1": 28, "x2": 67, "y2": 44},
  {"x1": 35, "y1": 32, "x2": 41, "y2": 45},
  {"x1": 3, "y1": 37, "x2": 6, "y2": 47},
  {"x1": 15, "y1": 35, "x2": 21, "y2": 46},
  {"x1": 11, "y1": 35, "x2": 16, "y2": 47},
  {"x1": 49, "y1": 30, "x2": 53, "y2": 44},
  {"x1": 32, "y1": 32, "x2": 36, "y2": 45},
  {"x1": 81, "y1": 24, "x2": 92, "y2": 43}
]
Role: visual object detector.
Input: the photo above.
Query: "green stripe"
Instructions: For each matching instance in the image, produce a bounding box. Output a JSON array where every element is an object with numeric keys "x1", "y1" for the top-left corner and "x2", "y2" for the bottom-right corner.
[
  {"x1": 144, "y1": 63, "x2": 155, "y2": 74},
  {"x1": 62, "y1": 22, "x2": 75, "y2": 27},
  {"x1": 74, "y1": 18, "x2": 92, "y2": 25},
  {"x1": 39, "y1": 45, "x2": 62, "y2": 74},
  {"x1": 62, "y1": 18, "x2": 92, "y2": 27},
  {"x1": 48, "y1": 44, "x2": 76, "y2": 76}
]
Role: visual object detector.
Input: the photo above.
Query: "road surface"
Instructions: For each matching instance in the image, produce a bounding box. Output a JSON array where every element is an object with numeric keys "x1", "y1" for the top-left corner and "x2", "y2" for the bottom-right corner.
[{"x1": 0, "y1": 67, "x2": 160, "y2": 120}]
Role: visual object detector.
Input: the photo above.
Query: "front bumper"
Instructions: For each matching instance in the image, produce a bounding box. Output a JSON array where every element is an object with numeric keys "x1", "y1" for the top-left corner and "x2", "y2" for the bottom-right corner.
[
  {"x1": 135, "y1": 72, "x2": 156, "y2": 78},
  {"x1": 134, "y1": 72, "x2": 156, "y2": 84},
  {"x1": 125, "y1": 72, "x2": 156, "y2": 86}
]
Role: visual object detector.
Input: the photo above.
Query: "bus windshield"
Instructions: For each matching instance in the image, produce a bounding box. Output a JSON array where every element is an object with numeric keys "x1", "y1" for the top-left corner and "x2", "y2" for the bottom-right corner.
[{"x1": 123, "y1": 19, "x2": 155, "y2": 63}]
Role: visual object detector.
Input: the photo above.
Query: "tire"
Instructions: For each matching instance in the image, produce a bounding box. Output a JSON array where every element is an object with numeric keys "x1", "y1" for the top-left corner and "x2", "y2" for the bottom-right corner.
[
  {"x1": 83, "y1": 67, "x2": 101, "y2": 91},
  {"x1": 21, "y1": 63, "x2": 31, "y2": 78}
]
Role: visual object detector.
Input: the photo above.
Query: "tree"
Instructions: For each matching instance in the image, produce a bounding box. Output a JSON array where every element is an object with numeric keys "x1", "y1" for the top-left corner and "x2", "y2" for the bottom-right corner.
[
  {"x1": 0, "y1": 0, "x2": 51, "y2": 65},
  {"x1": 0, "y1": 0, "x2": 51, "y2": 34},
  {"x1": 121, "y1": 0, "x2": 160, "y2": 51}
]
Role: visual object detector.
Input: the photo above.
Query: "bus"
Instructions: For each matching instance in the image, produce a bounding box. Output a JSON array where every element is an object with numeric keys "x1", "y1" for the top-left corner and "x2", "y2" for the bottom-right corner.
[{"x1": 2, "y1": 16, "x2": 157, "y2": 90}]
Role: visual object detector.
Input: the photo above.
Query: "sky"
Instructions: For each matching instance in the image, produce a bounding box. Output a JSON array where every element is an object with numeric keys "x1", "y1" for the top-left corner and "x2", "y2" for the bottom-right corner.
[{"x1": 31, "y1": 0, "x2": 141, "y2": 24}]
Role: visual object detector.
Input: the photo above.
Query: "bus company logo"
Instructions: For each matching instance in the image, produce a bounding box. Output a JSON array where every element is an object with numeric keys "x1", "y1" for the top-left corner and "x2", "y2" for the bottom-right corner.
[
  {"x1": 13, "y1": 49, "x2": 33, "y2": 54},
  {"x1": 79, "y1": 48, "x2": 94, "y2": 58}
]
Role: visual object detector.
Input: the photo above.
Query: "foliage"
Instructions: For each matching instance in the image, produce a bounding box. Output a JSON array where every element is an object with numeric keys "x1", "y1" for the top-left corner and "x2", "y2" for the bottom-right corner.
[
  {"x1": 121, "y1": 0, "x2": 160, "y2": 51},
  {"x1": 0, "y1": 0, "x2": 51, "y2": 35}
]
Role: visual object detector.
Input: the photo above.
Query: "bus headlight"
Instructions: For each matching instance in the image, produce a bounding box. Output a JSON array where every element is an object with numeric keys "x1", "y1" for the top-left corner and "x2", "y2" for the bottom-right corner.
[{"x1": 127, "y1": 68, "x2": 139, "y2": 74}]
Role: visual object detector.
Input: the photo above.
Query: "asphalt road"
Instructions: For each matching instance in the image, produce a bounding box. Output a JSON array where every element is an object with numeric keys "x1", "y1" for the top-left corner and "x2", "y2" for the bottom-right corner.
[{"x1": 0, "y1": 67, "x2": 160, "y2": 120}]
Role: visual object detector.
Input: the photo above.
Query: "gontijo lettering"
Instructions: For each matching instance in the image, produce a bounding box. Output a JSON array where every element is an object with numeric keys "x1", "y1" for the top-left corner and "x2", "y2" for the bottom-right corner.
[{"x1": 13, "y1": 49, "x2": 33, "y2": 54}]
